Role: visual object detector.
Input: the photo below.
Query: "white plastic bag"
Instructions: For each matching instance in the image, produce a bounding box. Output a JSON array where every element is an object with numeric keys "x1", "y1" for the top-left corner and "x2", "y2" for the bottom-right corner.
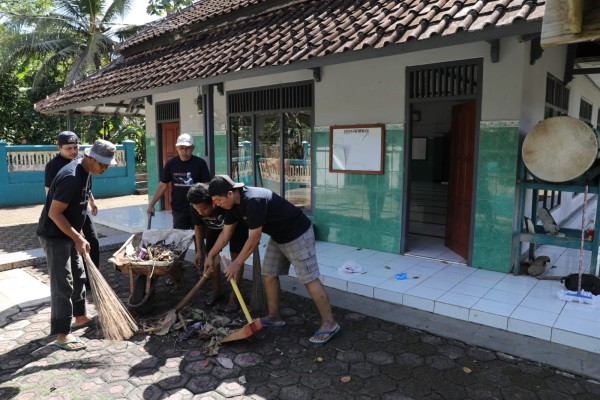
[{"x1": 338, "y1": 261, "x2": 363, "y2": 274}]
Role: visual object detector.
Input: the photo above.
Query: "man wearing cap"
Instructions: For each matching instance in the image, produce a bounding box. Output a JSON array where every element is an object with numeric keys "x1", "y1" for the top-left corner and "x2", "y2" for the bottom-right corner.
[
  {"x1": 206, "y1": 175, "x2": 340, "y2": 345},
  {"x1": 44, "y1": 131, "x2": 100, "y2": 290},
  {"x1": 147, "y1": 133, "x2": 212, "y2": 229},
  {"x1": 37, "y1": 139, "x2": 117, "y2": 351}
]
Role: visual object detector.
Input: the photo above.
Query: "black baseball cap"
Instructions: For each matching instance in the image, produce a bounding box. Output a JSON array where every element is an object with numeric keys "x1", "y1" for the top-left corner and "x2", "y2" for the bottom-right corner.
[{"x1": 57, "y1": 131, "x2": 80, "y2": 145}]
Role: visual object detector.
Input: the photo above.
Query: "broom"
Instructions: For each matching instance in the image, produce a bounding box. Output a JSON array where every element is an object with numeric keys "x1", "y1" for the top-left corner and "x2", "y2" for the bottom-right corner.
[
  {"x1": 251, "y1": 246, "x2": 267, "y2": 313},
  {"x1": 84, "y1": 253, "x2": 138, "y2": 340}
]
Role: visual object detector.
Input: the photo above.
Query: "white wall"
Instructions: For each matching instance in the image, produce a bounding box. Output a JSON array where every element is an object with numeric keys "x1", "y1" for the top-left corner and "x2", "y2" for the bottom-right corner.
[{"x1": 145, "y1": 87, "x2": 202, "y2": 138}]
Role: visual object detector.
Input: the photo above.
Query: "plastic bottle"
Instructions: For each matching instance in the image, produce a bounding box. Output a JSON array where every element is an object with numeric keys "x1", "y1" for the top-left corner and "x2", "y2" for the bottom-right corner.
[{"x1": 586, "y1": 219, "x2": 595, "y2": 241}]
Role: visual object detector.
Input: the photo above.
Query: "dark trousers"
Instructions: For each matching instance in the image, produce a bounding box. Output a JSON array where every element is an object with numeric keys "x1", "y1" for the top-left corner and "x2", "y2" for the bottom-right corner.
[
  {"x1": 39, "y1": 236, "x2": 87, "y2": 335},
  {"x1": 82, "y1": 212, "x2": 99, "y2": 289},
  {"x1": 172, "y1": 208, "x2": 193, "y2": 229}
]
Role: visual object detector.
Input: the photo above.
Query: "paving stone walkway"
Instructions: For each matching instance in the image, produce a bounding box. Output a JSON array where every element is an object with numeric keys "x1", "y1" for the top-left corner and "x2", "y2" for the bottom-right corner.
[{"x1": 2, "y1": 250, "x2": 600, "y2": 399}]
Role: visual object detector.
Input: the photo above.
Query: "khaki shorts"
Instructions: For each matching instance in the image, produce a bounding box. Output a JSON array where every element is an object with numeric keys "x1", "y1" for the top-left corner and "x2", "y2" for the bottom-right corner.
[{"x1": 261, "y1": 226, "x2": 320, "y2": 284}]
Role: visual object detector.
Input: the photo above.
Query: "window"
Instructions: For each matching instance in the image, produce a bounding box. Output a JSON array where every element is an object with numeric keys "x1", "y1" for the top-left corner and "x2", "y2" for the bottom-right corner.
[
  {"x1": 228, "y1": 82, "x2": 313, "y2": 210},
  {"x1": 542, "y1": 73, "x2": 569, "y2": 209},
  {"x1": 580, "y1": 98, "x2": 593, "y2": 126}
]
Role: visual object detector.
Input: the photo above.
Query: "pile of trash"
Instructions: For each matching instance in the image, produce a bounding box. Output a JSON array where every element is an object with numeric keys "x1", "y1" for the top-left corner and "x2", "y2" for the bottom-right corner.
[
  {"x1": 139, "y1": 307, "x2": 244, "y2": 355},
  {"x1": 123, "y1": 239, "x2": 188, "y2": 262}
]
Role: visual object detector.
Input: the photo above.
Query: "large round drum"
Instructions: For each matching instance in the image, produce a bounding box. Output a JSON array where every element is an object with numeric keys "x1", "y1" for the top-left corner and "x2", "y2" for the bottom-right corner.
[{"x1": 522, "y1": 116, "x2": 598, "y2": 182}]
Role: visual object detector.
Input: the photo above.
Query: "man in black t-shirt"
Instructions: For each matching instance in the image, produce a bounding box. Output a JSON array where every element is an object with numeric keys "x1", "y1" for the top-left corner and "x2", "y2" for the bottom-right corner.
[
  {"x1": 37, "y1": 139, "x2": 117, "y2": 351},
  {"x1": 206, "y1": 175, "x2": 340, "y2": 345},
  {"x1": 147, "y1": 133, "x2": 211, "y2": 229},
  {"x1": 187, "y1": 183, "x2": 248, "y2": 312},
  {"x1": 44, "y1": 131, "x2": 100, "y2": 290}
]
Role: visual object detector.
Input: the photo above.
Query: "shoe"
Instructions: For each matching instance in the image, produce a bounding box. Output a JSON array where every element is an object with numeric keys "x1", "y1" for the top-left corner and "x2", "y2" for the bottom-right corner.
[
  {"x1": 51, "y1": 336, "x2": 87, "y2": 351},
  {"x1": 309, "y1": 324, "x2": 341, "y2": 345},
  {"x1": 205, "y1": 292, "x2": 226, "y2": 307},
  {"x1": 70, "y1": 316, "x2": 97, "y2": 330},
  {"x1": 259, "y1": 318, "x2": 286, "y2": 327}
]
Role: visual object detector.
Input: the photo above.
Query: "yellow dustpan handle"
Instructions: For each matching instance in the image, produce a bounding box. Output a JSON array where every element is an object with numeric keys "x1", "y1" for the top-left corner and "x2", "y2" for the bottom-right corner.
[
  {"x1": 220, "y1": 254, "x2": 253, "y2": 324},
  {"x1": 230, "y1": 279, "x2": 253, "y2": 324}
]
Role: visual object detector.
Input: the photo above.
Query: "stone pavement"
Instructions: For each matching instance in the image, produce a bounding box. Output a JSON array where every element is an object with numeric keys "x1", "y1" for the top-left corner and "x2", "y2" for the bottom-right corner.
[{"x1": 2, "y1": 196, "x2": 600, "y2": 399}]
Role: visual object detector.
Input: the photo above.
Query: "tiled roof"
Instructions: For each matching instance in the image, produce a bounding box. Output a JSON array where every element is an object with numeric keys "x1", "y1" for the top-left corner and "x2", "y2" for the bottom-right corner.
[{"x1": 36, "y1": 0, "x2": 545, "y2": 114}]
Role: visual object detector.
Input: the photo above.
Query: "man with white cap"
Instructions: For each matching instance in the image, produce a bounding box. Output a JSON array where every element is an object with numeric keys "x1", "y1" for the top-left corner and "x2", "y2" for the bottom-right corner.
[
  {"x1": 44, "y1": 131, "x2": 100, "y2": 291},
  {"x1": 147, "y1": 133, "x2": 212, "y2": 229},
  {"x1": 37, "y1": 139, "x2": 117, "y2": 351}
]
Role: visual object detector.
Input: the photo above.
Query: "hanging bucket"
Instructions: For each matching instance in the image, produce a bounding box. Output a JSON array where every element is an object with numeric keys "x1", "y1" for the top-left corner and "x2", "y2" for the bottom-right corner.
[{"x1": 522, "y1": 116, "x2": 599, "y2": 183}]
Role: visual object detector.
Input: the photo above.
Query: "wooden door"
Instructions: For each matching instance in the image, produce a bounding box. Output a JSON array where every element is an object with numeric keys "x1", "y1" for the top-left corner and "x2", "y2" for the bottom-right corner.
[
  {"x1": 161, "y1": 122, "x2": 180, "y2": 210},
  {"x1": 445, "y1": 100, "x2": 476, "y2": 259}
]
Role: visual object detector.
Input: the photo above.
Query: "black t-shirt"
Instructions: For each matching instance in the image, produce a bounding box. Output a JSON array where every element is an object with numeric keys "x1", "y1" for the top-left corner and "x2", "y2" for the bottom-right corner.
[
  {"x1": 37, "y1": 160, "x2": 91, "y2": 239},
  {"x1": 190, "y1": 204, "x2": 227, "y2": 231},
  {"x1": 44, "y1": 153, "x2": 83, "y2": 188},
  {"x1": 223, "y1": 186, "x2": 311, "y2": 244},
  {"x1": 162, "y1": 155, "x2": 211, "y2": 211}
]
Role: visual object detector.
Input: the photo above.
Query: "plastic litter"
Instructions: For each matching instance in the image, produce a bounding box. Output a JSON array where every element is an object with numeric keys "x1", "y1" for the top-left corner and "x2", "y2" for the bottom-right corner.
[
  {"x1": 395, "y1": 273, "x2": 407, "y2": 280},
  {"x1": 338, "y1": 261, "x2": 363, "y2": 274}
]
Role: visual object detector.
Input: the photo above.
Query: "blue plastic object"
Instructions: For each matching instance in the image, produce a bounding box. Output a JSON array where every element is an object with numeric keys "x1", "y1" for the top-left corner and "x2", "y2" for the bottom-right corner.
[{"x1": 395, "y1": 273, "x2": 407, "y2": 280}]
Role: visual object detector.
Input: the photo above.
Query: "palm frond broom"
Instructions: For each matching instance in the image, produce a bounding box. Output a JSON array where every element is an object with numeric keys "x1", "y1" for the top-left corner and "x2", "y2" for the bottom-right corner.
[{"x1": 84, "y1": 253, "x2": 138, "y2": 340}]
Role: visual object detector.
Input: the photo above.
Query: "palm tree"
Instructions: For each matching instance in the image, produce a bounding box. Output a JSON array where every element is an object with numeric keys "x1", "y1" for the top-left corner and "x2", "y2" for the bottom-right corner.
[{"x1": 2, "y1": 0, "x2": 137, "y2": 90}]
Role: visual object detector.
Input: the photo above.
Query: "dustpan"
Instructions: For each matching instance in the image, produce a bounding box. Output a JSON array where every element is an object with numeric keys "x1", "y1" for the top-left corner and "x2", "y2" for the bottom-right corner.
[{"x1": 220, "y1": 255, "x2": 262, "y2": 342}]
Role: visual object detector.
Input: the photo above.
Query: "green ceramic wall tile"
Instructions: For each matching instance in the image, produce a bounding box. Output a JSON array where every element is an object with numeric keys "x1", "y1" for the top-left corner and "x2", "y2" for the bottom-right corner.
[
  {"x1": 214, "y1": 131, "x2": 228, "y2": 174},
  {"x1": 472, "y1": 123, "x2": 518, "y2": 273},
  {"x1": 311, "y1": 125, "x2": 404, "y2": 254},
  {"x1": 146, "y1": 137, "x2": 158, "y2": 198}
]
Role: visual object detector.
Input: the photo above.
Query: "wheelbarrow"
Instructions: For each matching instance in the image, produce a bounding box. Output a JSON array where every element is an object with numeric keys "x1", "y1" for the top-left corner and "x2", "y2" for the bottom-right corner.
[{"x1": 109, "y1": 228, "x2": 195, "y2": 308}]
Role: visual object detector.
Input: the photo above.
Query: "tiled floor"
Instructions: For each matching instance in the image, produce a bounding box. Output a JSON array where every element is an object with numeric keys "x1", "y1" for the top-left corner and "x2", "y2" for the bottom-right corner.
[{"x1": 94, "y1": 204, "x2": 600, "y2": 355}]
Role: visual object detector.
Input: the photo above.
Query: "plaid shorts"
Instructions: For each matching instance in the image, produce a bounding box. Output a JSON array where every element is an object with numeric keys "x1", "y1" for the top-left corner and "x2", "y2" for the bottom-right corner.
[{"x1": 262, "y1": 226, "x2": 320, "y2": 284}]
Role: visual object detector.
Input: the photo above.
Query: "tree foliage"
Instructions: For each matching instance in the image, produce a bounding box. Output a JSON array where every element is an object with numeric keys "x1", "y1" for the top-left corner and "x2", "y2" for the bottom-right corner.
[
  {"x1": 146, "y1": 0, "x2": 192, "y2": 17},
  {"x1": 0, "y1": 0, "x2": 148, "y2": 162}
]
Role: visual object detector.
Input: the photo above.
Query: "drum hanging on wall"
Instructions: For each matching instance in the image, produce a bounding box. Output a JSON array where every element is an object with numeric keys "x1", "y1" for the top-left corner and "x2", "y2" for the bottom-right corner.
[{"x1": 522, "y1": 116, "x2": 598, "y2": 183}]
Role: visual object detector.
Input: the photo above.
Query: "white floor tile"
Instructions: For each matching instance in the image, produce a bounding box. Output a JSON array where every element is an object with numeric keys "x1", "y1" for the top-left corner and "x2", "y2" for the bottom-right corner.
[
  {"x1": 519, "y1": 295, "x2": 566, "y2": 314},
  {"x1": 472, "y1": 298, "x2": 517, "y2": 317},
  {"x1": 403, "y1": 294, "x2": 435, "y2": 312},
  {"x1": 373, "y1": 287, "x2": 403, "y2": 305},
  {"x1": 469, "y1": 309, "x2": 508, "y2": 330},
  {"x1": 508, "y1": 318, "x2": 552, "y2": 341},
  {"x1": 404, "y1": 285, "x2": 446, "y2": 300},
  {"x1": 436, "y1": 291, "x2": 479, "y2": 308},
  {"x1": 483, "y1": 289, "x2": 526, "y2": 305},
  {"x1": 447, "y1": 283, "x2": 489, "y2": 298},
  {"x1": 434, "y1": 302, "x2": 470, "y2": 321},
  {"x1": 510, "y1": 306, "x2": 559, "y2": 327},
  {"x1": 552, "y1": 329, "x2": 600, "y2": 353}
]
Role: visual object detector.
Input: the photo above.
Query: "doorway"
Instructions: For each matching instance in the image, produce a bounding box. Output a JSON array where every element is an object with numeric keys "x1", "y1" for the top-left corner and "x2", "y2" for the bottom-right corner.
[{"x1": 403, "y1": 60, "x2": 482, "y2": 264}]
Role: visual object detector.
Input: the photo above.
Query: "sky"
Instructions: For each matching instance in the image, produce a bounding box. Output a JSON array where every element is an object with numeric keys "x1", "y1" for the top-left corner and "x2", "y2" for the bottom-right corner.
[{"x1": 120, "y1": 0, "x2": 161, "y2": 26}]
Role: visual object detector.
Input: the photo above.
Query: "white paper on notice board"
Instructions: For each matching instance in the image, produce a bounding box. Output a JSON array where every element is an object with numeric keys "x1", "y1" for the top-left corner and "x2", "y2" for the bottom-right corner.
[{"x1": 330, "y1": 125, "x2": 384, "y2": 173}]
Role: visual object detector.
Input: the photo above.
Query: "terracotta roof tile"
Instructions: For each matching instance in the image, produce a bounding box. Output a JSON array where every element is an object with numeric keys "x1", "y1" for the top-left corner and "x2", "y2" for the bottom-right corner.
[{"x1": 36, "y1": 0, "x2": 545, "y2": 114}]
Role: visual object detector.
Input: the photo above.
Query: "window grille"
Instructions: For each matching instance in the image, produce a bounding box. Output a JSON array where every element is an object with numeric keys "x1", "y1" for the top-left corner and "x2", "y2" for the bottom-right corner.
[
  {"x1": 156, "y1": 101, "x2": 180, "y2": 122},
  {"x1": 579, "y1": 98, "x2": 593, "y2": 126},
  {"x1": 407, "y1": 62, "x2": 479, "y2": 100},
  {"x1": 544, "y1": 74, "x2": 569, "y2": 118},
  {"x1": 541, "y1": 73, "x2": 570, "y2": 209},
  {"x1": 228, "y1": 83, "x2": 312, "y2": 114}
]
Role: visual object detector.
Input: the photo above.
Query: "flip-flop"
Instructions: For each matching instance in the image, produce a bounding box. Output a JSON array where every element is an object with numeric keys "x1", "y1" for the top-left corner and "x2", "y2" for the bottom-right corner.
[
  {"x1": 259, "y1": 318, "x2": 286, "y2": 327},
  {"x1": 70, "y1": 316, "x2": 97, "y2": 330},
  {"x1": 309, "y1": 324, "x2": 341, "y2": 345},
  {"x1": 51, "y1": 336, "x2": 87, "y2": 352}
]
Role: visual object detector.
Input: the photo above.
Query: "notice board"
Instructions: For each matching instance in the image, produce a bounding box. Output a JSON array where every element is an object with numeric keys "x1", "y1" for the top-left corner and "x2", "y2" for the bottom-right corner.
[{"x1": 329, "y1": 124, "x2": 385, "y2": 174}]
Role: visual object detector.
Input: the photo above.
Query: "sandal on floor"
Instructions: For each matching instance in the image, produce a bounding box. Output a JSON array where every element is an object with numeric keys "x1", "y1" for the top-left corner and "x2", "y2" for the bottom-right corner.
[
  {"x1": 309, "y1": 324, "x2": 341, "y2": 345},
  {"x1": 71, "y1": 316, "x2": 97, "y2": 330},
  {"x1": 51, "y1": 336, "x2": 87, "y2": 351}
]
